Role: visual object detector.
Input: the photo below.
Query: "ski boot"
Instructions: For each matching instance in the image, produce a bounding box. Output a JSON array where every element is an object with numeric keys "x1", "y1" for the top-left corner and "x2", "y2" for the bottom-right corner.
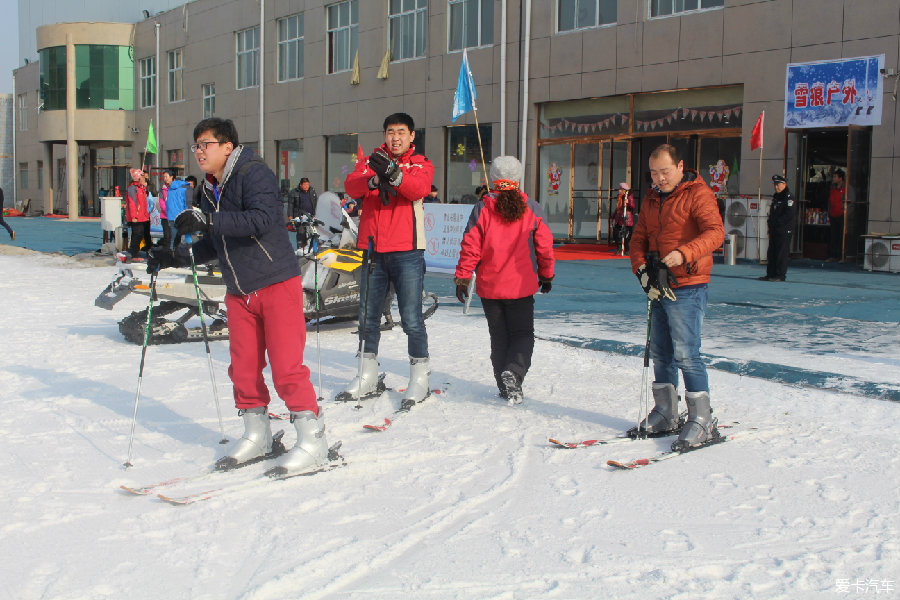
[
  {"x1": 400, "y1": 357, "x2": 431, "y2": 411},
  {"x1": 495, "y1": 371, "x2": 508, "y2": 399},
  {"x1": 671, "y1": 391, "x2": 720, "y2": 452},
  {"x1": 268, "y1": 411, "x2": 328, "y2": 476},
  {"x1": 501, "y1": 370, "x2": 523, "y2": 405},
  {"x1": 335, "y1": 352, "x2": 385, "y2": 402},
  {"x1": 215, "y1": 407, "x2": 273, "y2": 471},
  {"x1": 627, "y1": 383, "x2": 681, "y2": 438}
]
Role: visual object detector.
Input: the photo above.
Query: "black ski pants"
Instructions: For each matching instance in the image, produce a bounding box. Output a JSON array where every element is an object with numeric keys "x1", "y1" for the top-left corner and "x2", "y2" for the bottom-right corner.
[
  {"x1": 481, "y1": 296, "x2": 535, "y2": 389},
  {"x1": 766, "y1": 230, "x2": 791, "y2": 279},
  {"x1": 128, "y1": 221, "x2": 152, "y2": 256}
]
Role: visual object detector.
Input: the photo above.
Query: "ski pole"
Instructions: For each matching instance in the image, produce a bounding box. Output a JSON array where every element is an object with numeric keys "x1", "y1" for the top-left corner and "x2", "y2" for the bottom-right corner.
[
  {"x1": 189, "y1": 246, "x2": 228, "y2": 445},
  {"x1": 355, "y1": 236, "x2": 376, "y2": 410},
  {"x1": 312, "y1": 235, "x2": 324, "y2": 402},
  {"x1": 635, "y1": 298, "x2": 654, "y2": 439},
  {"x1": 123, "y1": 270, "x2": 158, "y2": 468}
]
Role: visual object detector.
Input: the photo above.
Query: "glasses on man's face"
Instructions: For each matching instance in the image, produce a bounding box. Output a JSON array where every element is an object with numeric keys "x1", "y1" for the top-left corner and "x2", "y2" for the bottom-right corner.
[{"x1": 191, "y1": 140, "x2": 222, "y2": 153}]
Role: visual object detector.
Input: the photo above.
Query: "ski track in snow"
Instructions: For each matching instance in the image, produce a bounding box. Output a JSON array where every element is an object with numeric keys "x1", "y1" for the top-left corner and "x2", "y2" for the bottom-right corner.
[{"x1": 0, "y1": 251, "x2": 898, "y2": 600}]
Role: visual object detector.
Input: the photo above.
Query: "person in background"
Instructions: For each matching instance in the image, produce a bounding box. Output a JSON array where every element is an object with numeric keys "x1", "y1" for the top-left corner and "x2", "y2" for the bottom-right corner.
[
  {"x1": 0, "y1": 186, "x2": 15, "y2": 241},
  {"x1": 162, "y1": 175, "x2": 194, "y2": 249},
  {"x1": 124, "y1": 168, "x2": 151, "y2": 261},
  {"x1": 426, "y1": 185, "x2": 441, "y2": 203},
  {"x1": 629, "y1": 144, "x2": 725, "y2": 451},
  {"x1": 759, "y1": 174, "x2": 796, "y2": 282},
  {"x1": 454, "y1": 156, "x2": 555, "y2": 404},
  {"x1": 156, "y1": 168, "x2": 174, "y2": 249},
  {"x1": 826, "y1": 169, "x2": 846, "y2": 262},
  {"x1": 613, "y1": 182, "x2": 636, "y2": 255}
]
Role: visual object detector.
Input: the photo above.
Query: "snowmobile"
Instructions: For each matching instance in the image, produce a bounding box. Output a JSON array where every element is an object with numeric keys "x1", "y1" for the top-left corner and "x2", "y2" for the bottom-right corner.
[{"x1": 95, "y1": 192, "x2": 439, "y2": 345}]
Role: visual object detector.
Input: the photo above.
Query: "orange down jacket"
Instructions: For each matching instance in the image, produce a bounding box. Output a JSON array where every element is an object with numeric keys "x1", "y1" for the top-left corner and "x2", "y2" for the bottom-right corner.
[{"x1": 630, "y1": 170, "x2": 724, "y2": 288}]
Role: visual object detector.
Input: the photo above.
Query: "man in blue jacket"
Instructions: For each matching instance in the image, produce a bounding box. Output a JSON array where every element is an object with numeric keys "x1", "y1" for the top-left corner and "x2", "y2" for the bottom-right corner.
[
  {"x1": 161, "y1": 176, "x2": 192, "y2": 248},
  {"x1": 149, "y1": 117, "x2": 326, "y2": 476}
]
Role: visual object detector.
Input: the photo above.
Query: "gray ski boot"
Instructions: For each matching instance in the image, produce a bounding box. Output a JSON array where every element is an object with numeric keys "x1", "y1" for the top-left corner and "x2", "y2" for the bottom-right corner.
[
  {"x1": 501, "y1": 370, "x2": 523, "y2": 405},
  {"x1": 335, "y1": 352, "x2": 385, "y2": 402},
  {"x1": 628, "y1": 383, "x2": 681, "y2": 438},
  {"x1": 269, "y1": 410, "x2": 328, "y2": 476},
  {"x1": 400, "y1": 357, "x2": 431, "y2": 410},
  {"x1": 671, "y1": 391, "x2": 720, "y2": 451},
  {"x1": 215, "y1": 407, "x2": 273, "y2": 471}
]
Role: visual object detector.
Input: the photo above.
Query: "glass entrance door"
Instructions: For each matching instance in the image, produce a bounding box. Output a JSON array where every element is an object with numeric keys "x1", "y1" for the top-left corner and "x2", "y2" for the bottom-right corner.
[
  {"x1": 538, "y1": 143, "x2": 572, "y2": 238},
  {"x1": 572, "y1": 143, "x2": 599, "y2": 239},
  {"x1": 846, "y1": 126, "x2": 871, "y2": 260}
]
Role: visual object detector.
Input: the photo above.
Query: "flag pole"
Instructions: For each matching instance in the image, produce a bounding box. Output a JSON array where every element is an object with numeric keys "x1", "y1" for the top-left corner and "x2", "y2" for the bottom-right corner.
[
  {"x1": 757, "y1": 146, "x2": 763, "y2": 262},
  {"x1": 463, "y1": 49, "x2": 489, "y2": 188}
]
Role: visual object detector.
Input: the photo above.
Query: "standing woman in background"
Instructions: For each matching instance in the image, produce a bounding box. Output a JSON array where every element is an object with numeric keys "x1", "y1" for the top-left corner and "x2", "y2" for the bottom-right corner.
[{"x1": 454, "y1": 156, "x2": 556, "y2": 405}]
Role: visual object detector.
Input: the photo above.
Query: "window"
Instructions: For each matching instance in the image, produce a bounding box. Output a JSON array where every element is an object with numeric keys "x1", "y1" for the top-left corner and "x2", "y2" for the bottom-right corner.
[
  {"x1": 278, "y1": 14, "x2": 304, "y2": 82},
  {"x1": 277, "y1": 139, "x2": 304, "y2": 193},
  {"x1": 449, "y1": 0, "x2": 493, "y2": 51},
  {"x1": 650, "y1": 0, "x2": 724, "y2": 18},
  {"x1": 236, "y1": 27, "x2": 260, "y2": 89},
  {"x1": 37, "y1": 161, "x2": 43, "y2": 189},
  {"x1": 327, "y1": 0, "x2": 358, "y2": 74},
  {"x1": 557, "y1": 0, "x2": 617, "y2": 32},
  {"x1": 39, "y1": 46, "x2": 67, "y2": 110},
  {"x1": 326, "y1": 134, "x2": 358, "y2": 192},
  {"x1": 140, "y1": 56, "x2": 156, "y2": 109},
  {"x1": 17, "y1": 94, "x2": 27, "y2": 130},
  {"x1": 168, "y1": 48, "x2": 184, "y2": 102},
  {"x1": 167, "y1": 149, "x2": 184, "y2": 172},
  {"x1": 202, "y1": 83, "x2": 215, "y2": 118},
  {"x1": 389, "y1": 0, "x2": 427, "y2": 61},
  {"x1": 19, "y1": 163, "x2": 28, "y2": 190},
  {"x1": 74, "y1": 45, "x2": 134, "y2": 110},
  {"x1": 446, "y1": 125, "x2": 492, "y2": 204}
]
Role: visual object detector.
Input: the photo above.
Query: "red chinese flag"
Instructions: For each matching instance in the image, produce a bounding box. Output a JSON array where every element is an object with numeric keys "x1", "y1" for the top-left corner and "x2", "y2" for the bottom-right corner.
[{"x1": 750, "y1": 111, "x2": 764, "y2": 151}]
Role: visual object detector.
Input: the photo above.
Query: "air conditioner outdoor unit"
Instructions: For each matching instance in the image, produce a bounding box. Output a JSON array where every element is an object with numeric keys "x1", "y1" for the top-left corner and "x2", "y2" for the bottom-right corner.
[
  {"x1": 725, "y1": 197, "x2": 768, "y2": 260},
  {"x1": 864, "y1": 237, "x2": 900, "y2": 272}
]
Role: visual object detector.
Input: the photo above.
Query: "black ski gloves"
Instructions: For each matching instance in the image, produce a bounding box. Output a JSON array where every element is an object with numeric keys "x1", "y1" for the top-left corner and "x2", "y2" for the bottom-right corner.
[
  {"x1": 147, "y1": 247, "x2": 178, "y2": 274},
  {"x1": 174, "y1": 208, "x2": 213, "y2": 236},
  {"x1": 539, "y1": 276, "x2": 553, "y2": 294},
  {"x1": 454, "y1": 277, "x2": 470, "y2": 303},
  {"x1": 369, "y1": 150, "x2": 401, "y2": 186},
  {"x1": 636, "y1": 258, "x2": 678, "y2": 301}
]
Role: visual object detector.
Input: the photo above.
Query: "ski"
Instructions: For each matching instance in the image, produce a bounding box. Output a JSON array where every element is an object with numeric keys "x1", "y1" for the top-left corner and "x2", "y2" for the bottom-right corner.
[
  {"x1": 362, "y1": 386, "x2": 446, "y2": 432},
  {"x1": 119, "y1": 430, "x2": 287, "y2": 496},
  {"x1": 550, "y1": 422, "x2": 740, "y2": 450},
  {"x1": 157, "y1": 442, "x2": 345, "y2": 505},
  {"x1": 607, "y1": 429, "x2": 734, "y2": 470}
]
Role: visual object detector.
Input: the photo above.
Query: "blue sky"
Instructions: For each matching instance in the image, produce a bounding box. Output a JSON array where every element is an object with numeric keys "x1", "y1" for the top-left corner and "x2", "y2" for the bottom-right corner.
[{"x1": 1, "y1": 1, "x2": 19, "y2": 95}]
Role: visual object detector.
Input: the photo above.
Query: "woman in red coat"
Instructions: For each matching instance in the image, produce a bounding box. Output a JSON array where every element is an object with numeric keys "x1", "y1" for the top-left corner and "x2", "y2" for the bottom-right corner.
[{"x1": 454, "y1": 156, "x2": 556, "y2": 404}]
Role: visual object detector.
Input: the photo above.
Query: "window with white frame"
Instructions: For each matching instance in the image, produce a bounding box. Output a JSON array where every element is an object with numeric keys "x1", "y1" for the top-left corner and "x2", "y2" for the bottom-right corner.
[
  {"x1": 390, "y1": 0, "x2": 427, "y2": 61},
  {"x1": 650, "y1": 0, "x2": 723, "y2": 17},
  {"x1": 17, "y1": 94, "x2": 27, "y2": 130},
  {"x1": 327, "y1": 0, "x2": 358, "y2": 74},
  {"x1": 168, "y1": 48, "x2": 184, "y2": 102},
  {"x1": 19, "y1": 163, "x2": 28, "y2": 190},
  {"x1": 449, "y1": 0, "x2": 493, "y2": 52},
  {"x1": 202, "y1": 83, "x2": 215, "y2": 118},
  {"x1": 557, "y1": 0, "x2": 617, "y2": 32},
  {"x1": 140, "y1": 56, "x2": 156, "y2": 108},
  {"x1": 236, "y1": 27, "x2": 260, "y2": 89},
  {"x1": 278, "y1": 14, "x2": 304, "y2": 82}
]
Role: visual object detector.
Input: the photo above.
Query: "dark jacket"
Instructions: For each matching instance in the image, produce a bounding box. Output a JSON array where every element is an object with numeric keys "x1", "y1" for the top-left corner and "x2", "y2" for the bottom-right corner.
[
  {"x1": 180, "y1": 146, "x2": 300, "y2": 295},
  {"x1": 768, "y1": 188, "x2": 796, "y2": 234},
  {"x1": 290, "y1": 185, "x2": 318, "y2": 217}
]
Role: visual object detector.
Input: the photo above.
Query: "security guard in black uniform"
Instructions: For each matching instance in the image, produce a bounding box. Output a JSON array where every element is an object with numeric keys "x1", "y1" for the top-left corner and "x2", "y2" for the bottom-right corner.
[{"x1": 759, "y1": 174, "x2": 796, "y2": 281}]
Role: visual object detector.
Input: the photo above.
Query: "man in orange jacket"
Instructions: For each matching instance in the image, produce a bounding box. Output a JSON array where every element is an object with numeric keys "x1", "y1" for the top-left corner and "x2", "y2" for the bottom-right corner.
[{"x1": 630, "y1": 144, "x2": 725, "y2": 451}]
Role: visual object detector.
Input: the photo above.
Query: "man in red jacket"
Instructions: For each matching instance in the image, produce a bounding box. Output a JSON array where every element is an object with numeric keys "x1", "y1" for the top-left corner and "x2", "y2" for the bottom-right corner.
[
  {"x1": 630, "y1": 144, "x2": 724, "y2": 451},
  {"x1": 342, "y1": 113, "x2": 434, "y2": 406}
]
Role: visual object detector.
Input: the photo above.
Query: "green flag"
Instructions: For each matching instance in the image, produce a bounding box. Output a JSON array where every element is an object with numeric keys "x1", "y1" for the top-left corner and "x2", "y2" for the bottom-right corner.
[{"x1": 145, "y1": 120, "x2": 157, "y2": 154}]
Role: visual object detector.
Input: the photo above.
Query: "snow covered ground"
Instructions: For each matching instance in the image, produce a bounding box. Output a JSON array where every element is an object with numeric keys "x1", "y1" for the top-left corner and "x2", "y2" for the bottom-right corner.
[{"x1": 0, "y1": 248, "x2": 897, "y2": 600}]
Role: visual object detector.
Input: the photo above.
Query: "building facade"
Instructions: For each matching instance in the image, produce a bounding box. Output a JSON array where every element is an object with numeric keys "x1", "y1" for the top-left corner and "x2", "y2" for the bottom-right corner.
[{"x1": 12, "y1": 0, "x2": 900, "y2": 264}]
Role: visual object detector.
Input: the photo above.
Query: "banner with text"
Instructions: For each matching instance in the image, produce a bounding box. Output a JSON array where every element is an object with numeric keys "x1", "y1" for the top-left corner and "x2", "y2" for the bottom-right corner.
[
  {"x1": 784, "y1": 55, "x2": 884, "y2": 129},
  {"x1": 423, "y1": 203, "x2": 474, "y2": 273}
]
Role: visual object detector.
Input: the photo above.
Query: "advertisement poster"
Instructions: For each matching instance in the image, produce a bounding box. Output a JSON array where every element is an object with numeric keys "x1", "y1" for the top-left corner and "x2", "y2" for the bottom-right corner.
[
  {"x1": 423, "y1": 203, "x2": 474, "y2": 273},
  {"x1": 784, "y1": 55, "x2": 884, "y2": 128}
]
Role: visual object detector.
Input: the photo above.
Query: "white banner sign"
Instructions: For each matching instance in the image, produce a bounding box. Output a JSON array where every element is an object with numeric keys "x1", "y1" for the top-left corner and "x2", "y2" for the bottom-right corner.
[{"x1": 423, "y1": 203, "x2": 474, "y2": 273}]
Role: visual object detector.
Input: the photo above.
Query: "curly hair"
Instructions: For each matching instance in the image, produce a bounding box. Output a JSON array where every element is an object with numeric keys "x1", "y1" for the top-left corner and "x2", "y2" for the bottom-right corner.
[{"x1": 494, "y1": 189, "x2": 526, "y2": 223}]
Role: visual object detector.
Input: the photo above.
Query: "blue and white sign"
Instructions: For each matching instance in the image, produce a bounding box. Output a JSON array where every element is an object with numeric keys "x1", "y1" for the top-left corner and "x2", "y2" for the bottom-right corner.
[
  {"x1": 784, "y1": 55, "x2": 884, "y2": 128},
  {"x1": 423, "y1": 203, "x2": 474, "y2": 273}
]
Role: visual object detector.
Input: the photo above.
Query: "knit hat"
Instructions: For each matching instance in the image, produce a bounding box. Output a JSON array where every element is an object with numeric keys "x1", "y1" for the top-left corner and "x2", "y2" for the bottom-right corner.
[
  {"x1": 489, "y1": 156, "x2": 524, "y2": 185},
  {"x1": 130, "y1": 168, "x2": 143, "y2": 181},
  {"x1": 619, "y1": 182, "x2": 631, "y2": 190}
]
